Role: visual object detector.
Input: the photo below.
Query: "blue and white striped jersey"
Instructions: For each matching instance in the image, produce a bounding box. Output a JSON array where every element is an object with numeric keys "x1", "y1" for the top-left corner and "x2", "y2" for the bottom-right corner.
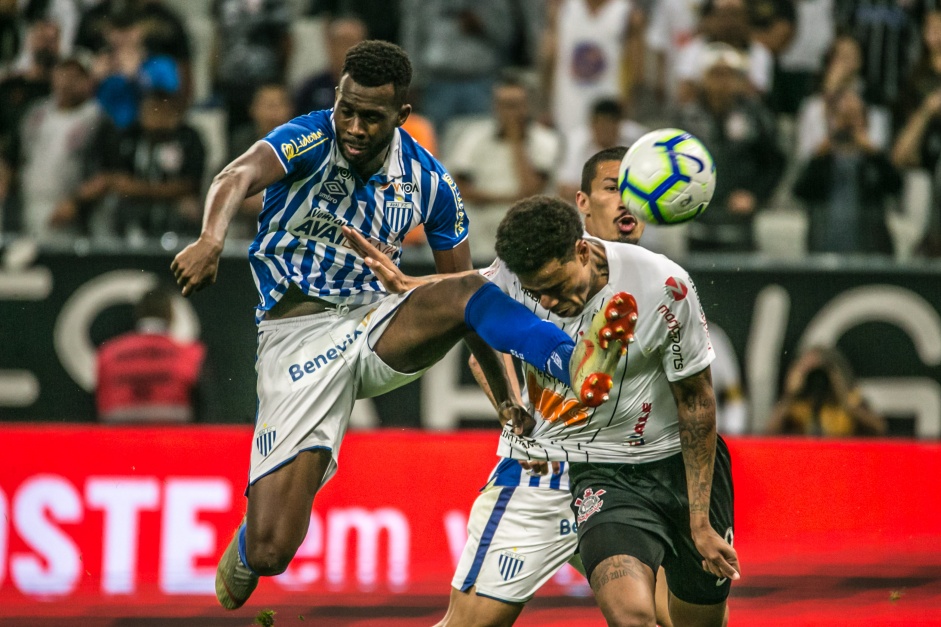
[
  {"x1": 249, "y1": 109, "x2": 468, "y2": 320},
  {"x1": 485, "y1": 457, "x2": 570, "y2": 491}
]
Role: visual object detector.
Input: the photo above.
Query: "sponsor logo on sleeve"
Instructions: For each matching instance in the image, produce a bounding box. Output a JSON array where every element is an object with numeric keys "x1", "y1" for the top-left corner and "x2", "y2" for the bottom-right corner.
[
  {"x1": 657, "y1": 304, "x2": 684, "y2": 370},
  {"x1": 441, "y1": 173, "x2": 466, "y2": 237},
  {"x1": 665, "y1": 276, "x2": 688, "y2": 301},
  {"x1": 281, "y1": 129, "x2": 327, "y2": 161}
]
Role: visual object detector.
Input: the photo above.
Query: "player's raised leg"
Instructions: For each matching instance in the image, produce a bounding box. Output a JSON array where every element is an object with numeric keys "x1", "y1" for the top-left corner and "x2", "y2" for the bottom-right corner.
[{"x1": 344, "y1": 228, "x2": 630, "y2": 404}]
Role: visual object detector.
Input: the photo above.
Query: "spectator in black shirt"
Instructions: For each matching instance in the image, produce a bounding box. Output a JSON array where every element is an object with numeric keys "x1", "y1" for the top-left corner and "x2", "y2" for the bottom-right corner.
[
  {"x1": 69, "y1": 90, "x2": 205, "y2": 241},
  {"x1": 676, "y1": 42, "x2": 785, "y2": 252},
  {"x1": 835, "y1": 0, "x2": 924, "y2": 107},
  {"x1": 795, "y1": 88, "x2": 901, "y2": 255}
]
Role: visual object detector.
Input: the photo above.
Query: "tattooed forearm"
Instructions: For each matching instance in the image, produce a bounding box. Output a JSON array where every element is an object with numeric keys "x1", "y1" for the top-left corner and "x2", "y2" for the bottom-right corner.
[
  {"x1": 671, "y1": 367, "x2": 717, "y2": 521},
  {"x1": 590, "y1": 555, "x2": 649, "y2": 591}
]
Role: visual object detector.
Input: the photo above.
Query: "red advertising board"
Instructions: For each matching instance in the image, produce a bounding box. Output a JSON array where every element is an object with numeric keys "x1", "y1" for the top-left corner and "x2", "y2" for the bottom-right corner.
[{"x1": 0, "y1": 427, "x2": 939, "y2": 618}]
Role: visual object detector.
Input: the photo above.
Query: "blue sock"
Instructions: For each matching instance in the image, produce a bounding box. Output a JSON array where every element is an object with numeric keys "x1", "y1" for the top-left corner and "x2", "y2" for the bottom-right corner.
[
  {"x1": 237, "y1": 522, "x2": 258, "y2": 575},
  {"x1": 465, "y1": 282, "x2": 574, "y2": 385}
]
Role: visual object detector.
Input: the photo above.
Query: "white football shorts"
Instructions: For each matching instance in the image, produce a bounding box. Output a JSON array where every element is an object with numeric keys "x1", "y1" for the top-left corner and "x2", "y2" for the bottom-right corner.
[
  {"x1": 451, "y1": 484, "x2": 580, "y2": 603},
  {"x1": 249, "y1": 293, "x2": 423, "y2": 487}
]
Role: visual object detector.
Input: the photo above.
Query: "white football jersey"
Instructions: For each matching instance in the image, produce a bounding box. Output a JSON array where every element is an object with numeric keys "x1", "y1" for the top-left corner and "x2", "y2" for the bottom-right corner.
[{"x1": 485, "y1": 237, "x2": 715, "y2": 464}]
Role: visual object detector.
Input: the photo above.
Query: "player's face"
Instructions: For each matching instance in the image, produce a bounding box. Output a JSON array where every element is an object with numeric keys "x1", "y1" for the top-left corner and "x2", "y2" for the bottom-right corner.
[
  {"x1": 576, "y1": 160, "x2": 645, "y2": 245},
  {"x1": 518, "y1": 242, "x2": 593, "y2": 318},
  {"x1": 334, "y1": 75, "x2": 410, "y2": 174}
]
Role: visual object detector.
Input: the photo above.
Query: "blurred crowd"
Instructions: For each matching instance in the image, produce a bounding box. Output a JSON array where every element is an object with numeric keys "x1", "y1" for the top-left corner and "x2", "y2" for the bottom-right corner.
[
  {"x1": 1, "y1": 0, "x2": 923, "y2": 435},
  {"x1": 1, "y1": 0, "x2": 940, "y2": 259}
]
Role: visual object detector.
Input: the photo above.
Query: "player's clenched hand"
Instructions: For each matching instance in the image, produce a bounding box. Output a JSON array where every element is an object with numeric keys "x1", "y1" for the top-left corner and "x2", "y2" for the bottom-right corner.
[
  {"x1": 692, "y1": 526, "x2": 741, "y2": 582},
  {"x1": 341, "y1": 226, "x2": 427, "y2": 293},
  {"x1": 170, "y1": 236, "x2": 223, "y2": 297},
  {"x1": 498, "y1": 400, "x2": 535, "y2": 436}
]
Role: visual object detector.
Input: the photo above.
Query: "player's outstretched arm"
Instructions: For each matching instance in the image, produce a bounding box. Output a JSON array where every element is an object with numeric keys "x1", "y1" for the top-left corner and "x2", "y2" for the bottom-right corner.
[
  {"x1": 669, "y1": 366, "x2": 741, "y2": 582},
  {"x1": 171, "y1": 142, "x2": 286, "y2": 296}
]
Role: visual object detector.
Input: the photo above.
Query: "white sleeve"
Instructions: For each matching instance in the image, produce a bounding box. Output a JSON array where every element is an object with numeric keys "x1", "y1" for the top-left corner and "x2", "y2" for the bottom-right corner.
[
  {"x1": 657, "y1": 273, "x2": 715, "y2": 382},
  {"x1": 478, "y1": 258, "x2": 513, "y2": 294}
]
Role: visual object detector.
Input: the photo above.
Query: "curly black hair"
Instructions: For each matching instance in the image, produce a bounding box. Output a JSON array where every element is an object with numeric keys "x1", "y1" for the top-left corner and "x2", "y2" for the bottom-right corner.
[
  {"x1": 342, "y1": 40, "x2": 412, "y2": 105},
  {"x1": 580, "y1": 145, "x2": 627, "y2": 194},
  {"x1": 495, "y1": 196, "x2": 584, "y2": 276}
]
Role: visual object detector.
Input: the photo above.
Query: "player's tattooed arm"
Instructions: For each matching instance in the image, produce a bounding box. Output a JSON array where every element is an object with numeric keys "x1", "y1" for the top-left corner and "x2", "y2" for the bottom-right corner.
[
  {"x1": 670, "y1": 366, "x2": 741, "y2": 582},
  {"x1": 671, "y1": 366, "x2": 717, "y2": 522}
]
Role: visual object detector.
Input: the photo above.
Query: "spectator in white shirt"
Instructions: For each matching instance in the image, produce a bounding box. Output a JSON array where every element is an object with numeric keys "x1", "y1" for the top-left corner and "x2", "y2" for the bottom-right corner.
[{"x1": 447, "y1": 74, "x2": 561, "y2": 262}]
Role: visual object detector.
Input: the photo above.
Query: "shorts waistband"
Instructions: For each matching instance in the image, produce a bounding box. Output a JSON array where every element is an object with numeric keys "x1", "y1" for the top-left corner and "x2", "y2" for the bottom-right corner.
[
  {"x1": 570, "y1": 452, "x2": 682, "y2": 472},
  {"x1": 257, "y1": 306, "x2": 348, "y2": 330}
]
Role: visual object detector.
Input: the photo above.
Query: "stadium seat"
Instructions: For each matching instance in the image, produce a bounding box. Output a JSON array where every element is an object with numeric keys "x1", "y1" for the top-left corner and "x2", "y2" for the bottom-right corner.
[
  {"x1": 186, "y1": 15, "x2": 214, "y2": 105},
  {"x1": 754, "y1": 207, "x2": 808, "y2": 259},
  {"x1": 287, "y1": 18, "x2": 329, "y2": 89},
  {"x1": 887, "y1": 168, "x2": 932, "y2": 261},
  {"x1": 186, "y1": 107, "x2": 228, "y2": 194}
]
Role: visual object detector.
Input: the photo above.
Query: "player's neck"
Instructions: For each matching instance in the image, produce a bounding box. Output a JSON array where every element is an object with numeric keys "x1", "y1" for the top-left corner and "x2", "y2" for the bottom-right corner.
[
  {"x1": 354, "y1": 145, "x2": 391, "y2": 180},
  {"x1": 586, "y1": 241, "x2": 609, "y2": 301}
]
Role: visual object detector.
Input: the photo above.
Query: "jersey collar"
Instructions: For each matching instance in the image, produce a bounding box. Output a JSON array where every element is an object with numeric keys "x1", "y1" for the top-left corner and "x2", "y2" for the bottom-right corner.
[{"x1": 330, "y1": 113, "x2": 405, "y2": 184}]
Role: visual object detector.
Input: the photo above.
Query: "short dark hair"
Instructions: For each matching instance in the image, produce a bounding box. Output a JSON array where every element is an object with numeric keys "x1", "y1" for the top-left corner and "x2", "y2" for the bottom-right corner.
[
  {"x1": 580, "y1": 146, "x2": 627, "y2": 194},
  {"x1": 342, "y1": 40, "x2": 412, "y2": 104},
  {"x1": 590, "y1": 98, "x2": 622, "y2": 119},
  {"x1": 496, "y1": 196, "x2": 584, "y2": 276},
  {"x1": 135, "y1": 287, "x2": 174, "y2": 323}
]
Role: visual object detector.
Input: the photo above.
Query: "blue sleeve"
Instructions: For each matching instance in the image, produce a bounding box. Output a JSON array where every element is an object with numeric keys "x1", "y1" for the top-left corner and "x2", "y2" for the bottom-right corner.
[
  {"x1": 262, "y1": 113, "x2": 332, "y2": 180},
  {"x1": 423, "y1": 171, "x2": 469, "y2": 251}
]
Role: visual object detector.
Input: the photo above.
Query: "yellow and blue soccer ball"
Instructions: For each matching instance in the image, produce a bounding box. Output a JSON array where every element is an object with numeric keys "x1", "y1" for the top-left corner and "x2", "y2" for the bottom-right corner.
[{"x1": 618, "y1": 128, "x2": 716, "y2": 225}]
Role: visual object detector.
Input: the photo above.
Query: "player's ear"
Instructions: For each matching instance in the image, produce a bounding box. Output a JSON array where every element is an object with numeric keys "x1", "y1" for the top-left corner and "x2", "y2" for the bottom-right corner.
[
  {"x1": 397, "y1": 103, "x2": 412, "y2": 127},
  {"x1": 575, "y1": 239, "x2": 590, "y2": 264},
  {"x1": 575, "y1": 190, "x2": 590, "y2": 216}
]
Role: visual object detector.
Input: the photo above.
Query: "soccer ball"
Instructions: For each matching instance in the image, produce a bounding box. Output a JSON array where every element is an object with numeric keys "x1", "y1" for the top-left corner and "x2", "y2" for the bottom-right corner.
[{"x1": 618, "y1": 128, "x2": 716, "y2": 225}]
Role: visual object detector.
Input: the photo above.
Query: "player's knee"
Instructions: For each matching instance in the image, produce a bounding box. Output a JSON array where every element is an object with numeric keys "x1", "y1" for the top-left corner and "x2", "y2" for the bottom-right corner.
[{"x1": 245, "y1": 539, "x2": 294, "y2": 576}]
